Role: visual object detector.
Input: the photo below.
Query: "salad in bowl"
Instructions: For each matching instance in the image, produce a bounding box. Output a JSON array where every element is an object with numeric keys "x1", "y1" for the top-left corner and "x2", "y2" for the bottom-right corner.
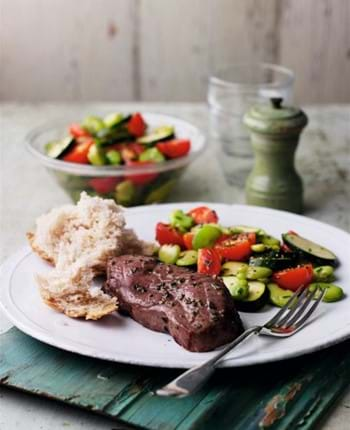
[{"x1": 26, "y1": 112, "x2": 205, "y2": 206}]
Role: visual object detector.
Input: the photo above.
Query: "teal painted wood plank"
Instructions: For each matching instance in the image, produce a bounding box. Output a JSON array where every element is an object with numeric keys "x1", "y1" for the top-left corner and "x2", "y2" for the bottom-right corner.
[
  {"x1": 0, "y1": 328, "x2": 152, "y2": 412},
  {"x1": 1, "y1": 327, "x2": 350, "y2": 430}
]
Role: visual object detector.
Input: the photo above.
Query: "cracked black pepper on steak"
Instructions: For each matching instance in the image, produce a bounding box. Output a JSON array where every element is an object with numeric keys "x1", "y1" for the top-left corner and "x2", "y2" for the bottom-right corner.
[{"x1": 103, "y1": 255, "x2": 243, "y2": 352}]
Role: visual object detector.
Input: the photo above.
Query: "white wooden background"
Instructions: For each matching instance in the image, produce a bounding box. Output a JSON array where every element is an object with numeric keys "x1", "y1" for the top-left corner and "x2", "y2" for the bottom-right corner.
[{"x1": 0, "y1": 0, "x2": 349, "y2": 103}]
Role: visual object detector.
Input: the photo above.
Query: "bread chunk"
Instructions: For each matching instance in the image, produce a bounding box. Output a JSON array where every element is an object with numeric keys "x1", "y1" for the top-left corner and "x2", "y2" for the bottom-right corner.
[{"x1": 28, "y1": 193, "x2": 155, "y2": 320}]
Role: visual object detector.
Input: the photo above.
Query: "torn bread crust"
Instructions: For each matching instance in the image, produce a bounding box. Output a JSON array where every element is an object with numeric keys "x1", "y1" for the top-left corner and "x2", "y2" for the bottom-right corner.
[
  {"x1": 36, "y1": 266, "x2": 118, "y2": 320},
  {"x1": 40, "y1": 286, "x2": 117, "y2": 320},
  {"x1": 28, "y1": 193, "x2": 155, "y2": 320},
  {"x1": 27, "y1": 231, "x2": 55, "y2": 265}
]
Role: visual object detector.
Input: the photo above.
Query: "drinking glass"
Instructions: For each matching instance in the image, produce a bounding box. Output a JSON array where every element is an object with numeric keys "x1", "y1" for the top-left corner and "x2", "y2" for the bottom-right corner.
[{"x1": 208, "y1": 63, "x2": 294, "y2": 186}]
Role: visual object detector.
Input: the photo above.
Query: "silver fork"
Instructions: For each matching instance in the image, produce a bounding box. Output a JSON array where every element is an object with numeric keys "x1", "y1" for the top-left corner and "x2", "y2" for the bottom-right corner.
[{"x1": 156, "y1": 286, "x2": 325, "y2": 397}]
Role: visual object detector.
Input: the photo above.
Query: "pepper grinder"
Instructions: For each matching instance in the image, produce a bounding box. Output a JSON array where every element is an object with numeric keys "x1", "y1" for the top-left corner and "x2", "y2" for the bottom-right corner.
[{"x1": 243, "y1": 98, "x2": 308, "y2": 214}]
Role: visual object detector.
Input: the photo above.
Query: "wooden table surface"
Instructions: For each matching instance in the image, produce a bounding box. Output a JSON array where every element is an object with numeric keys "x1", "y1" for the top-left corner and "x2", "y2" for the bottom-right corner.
[{"x1": 0, "y1": 102, "x2": 349, "y2": 430}]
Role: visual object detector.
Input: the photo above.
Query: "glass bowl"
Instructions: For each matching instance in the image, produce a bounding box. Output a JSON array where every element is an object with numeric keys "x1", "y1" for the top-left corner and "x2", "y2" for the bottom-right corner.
[{"x1": 26, "y1": 113, "x2": 206, "y2": 206}]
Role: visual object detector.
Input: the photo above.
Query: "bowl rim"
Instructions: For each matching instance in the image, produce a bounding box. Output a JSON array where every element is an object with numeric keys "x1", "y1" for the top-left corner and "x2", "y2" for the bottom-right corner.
[{"x1": 25, "y1": 112, "x2": 206, "y2": 177}]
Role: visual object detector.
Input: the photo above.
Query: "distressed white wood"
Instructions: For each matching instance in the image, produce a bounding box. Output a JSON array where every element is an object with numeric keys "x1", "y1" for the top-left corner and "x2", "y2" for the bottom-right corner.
[
  {"x1": 208, "y1": 0, "x2": 278, "y2": 70},
  {"x1": 279, "y1": 0, "x2": 350, "y2": 104},
  {"x1": 0, "y1": 0, "x2": 135, "y2": 101},
  {"x1": 0, "y1": 0, "x2": 350, "y2": 103},
  {"x1": 139, "y1": 0, "x2": 210, "y2": 101}
]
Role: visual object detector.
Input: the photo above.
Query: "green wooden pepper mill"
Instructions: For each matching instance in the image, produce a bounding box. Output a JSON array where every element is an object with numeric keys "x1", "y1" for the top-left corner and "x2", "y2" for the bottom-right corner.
[{"x1": 243, "y1": 98, "x2": 308, "y2": 213}]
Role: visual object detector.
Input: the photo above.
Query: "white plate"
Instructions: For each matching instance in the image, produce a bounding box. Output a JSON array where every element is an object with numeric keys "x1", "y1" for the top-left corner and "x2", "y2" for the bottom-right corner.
[{"x1": 1, "y1": 203, "x2": 350, "y2": 368}]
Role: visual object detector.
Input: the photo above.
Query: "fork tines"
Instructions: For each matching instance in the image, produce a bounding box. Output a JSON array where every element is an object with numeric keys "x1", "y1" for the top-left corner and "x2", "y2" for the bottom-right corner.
[{"x1": 266, "y1": 286, "x2": 325, "y2": 333}]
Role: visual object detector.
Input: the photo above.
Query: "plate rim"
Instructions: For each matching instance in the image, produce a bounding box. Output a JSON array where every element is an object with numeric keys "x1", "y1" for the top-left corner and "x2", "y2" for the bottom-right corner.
[{"x1": 1, "y1": 202, "x2": 350, "y2": 368}]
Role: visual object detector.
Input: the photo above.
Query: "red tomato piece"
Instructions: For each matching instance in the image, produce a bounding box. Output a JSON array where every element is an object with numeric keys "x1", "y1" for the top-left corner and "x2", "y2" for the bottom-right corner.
[
  {"x1": 272, "y1": 264, "x2": 314, "y2": 291},
  {"x1": 125, "y1": 160, "x2": 158, "y2": 185},
  {"x1": 183, "y1": 232, "x2": 194, "y2": 250},
  {"x1": 156, "y1": 139, "x2": 191, "y2": 159},
  {"x1": 62, "y1": 138, "x2": 94, "y2": 164},
  {"x1": 69, "y1": 123, "x2": 90, "y2": 138},
  {"x1": 88, "y1": 177, "x2": 119, "y2": 194},
  {"x1": 197, "y1": 248, "x2": 221, "y2": 275},
  {"x1": 214, "y1": 236, "x2": 252, "y2": 261},
  {"x1": 129, "y1": 142, "x2": 145, "y2": 156},
  {"x1": 127, "y1": 113, "x2": 146, "y2": 137},
  {"x1": 188, "y1": 206, "x2": 219, "y2": 224},
  {"x1": 155, "y1": 223, "x2": 184, "y2": 247},
  {"x1": 245, "y1": 232, "x2": 256, "y2": 245}
]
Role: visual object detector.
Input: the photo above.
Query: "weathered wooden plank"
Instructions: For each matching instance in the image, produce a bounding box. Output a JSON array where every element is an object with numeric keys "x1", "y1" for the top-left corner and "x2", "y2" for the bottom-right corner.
[
  {"x1": 1, "y1": 328, "x2": 350, "y2": 430},
  {"x1": 138, "y1": 0, "x2": 210, "y2": 102},
  {"x1": 278, "y1": 0, "x2": 350, "y2": 104},
  {"x1": 0, "y1": 0, "x2": 135, "y2": 101},
  {"x1": 208, "y1": 0, "x2": 279, "y2": 71}
]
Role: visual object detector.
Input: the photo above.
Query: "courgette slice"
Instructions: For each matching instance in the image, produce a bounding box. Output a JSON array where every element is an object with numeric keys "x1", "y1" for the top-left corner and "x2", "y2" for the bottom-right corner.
[
  {"x1": 230, "y1": 225, "x2": 265, "y2": 234},
  {"x1": 137, "y1": 126, "x2": 174, "y2": 145},
  {"x1": 267, "y1": 283, "x2": 294, "y2": 308},
  {"x1": 235, "y1": 281, "x2": 269, "y2": 312},
  {"x1": 282, "y1": 233, "x2": 338, "y2": 266},
  {"x1": 249, "y1": 251, "x2": 297, "y2": 271},
  {"x1": 221, "y1": 261, "x2": 249, "y2": 276},
  {"x1": 158, "y1": 244, "x2": 181, "y2": 264},
  {"x1": 45, "y1": 136, "x2": 74, "y2": 159},
  {"x1": 176, "y1": 250, "x2": 198, "y2": 266}
]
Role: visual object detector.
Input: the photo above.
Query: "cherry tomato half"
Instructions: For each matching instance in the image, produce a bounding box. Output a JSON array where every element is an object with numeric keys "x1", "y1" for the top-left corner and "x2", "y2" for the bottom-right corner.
[
  {"x1": 156, "y1": 139, "x2": 191, "y2": 159},
  {"x1": 127, "y1": 113, "x2": 146, "y2": 137},
  {"x1": 69, "y1": 124, "x2": 91, "y2": 139},
  {"x1": 62, "y1": 138, "x2": 94, "y2": 164},
  {"x1": 188, "y1": 206, "x2": 219, "y2": 224},
  {"x1": 88, "y1": 177, "x2": 119, "y2": 194},
  {"x1": 272, "y1": 264, "x2": 314, "y2": 291},
  {"x1": 155, "y1": 222, "x2": 184, "y2": 247},
  {"x1": 197, "y1": 248, "x2": 221, "y2": 275},
  {"x1": 214, "y1": 235, "x2": 252, "y2": 261},
  {"x1": 183, "y1": 232, "x2": 194, "y2": 250},
  {"x1": 125, "y1": 160, "x2": 158, "y2": 185}
]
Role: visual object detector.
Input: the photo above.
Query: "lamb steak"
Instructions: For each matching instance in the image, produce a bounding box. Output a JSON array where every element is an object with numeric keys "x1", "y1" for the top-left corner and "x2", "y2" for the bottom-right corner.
[{"x1": 103, "y1": 255, "x2": 243, "y2": 352}]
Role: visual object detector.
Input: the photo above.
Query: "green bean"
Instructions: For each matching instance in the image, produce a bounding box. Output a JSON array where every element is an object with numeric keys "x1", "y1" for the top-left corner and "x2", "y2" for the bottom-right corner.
[
  {"x1": 309, "y1": 282, "x2": 344, "y2": 303},
  {"x1": 87, "y1": 144, "x2": 107, "y2": 166},
  {"x1": 261, "y1": 235, "x2": 280, "y2": 249},
  {"x1": 169, "y1": 209, "x2": 194, "y2": 233},
  {"x1": 247, "y1": 266, "x2": 272, "y2": 280},
  {"x1": 115, "y1": 180, "x2": 137, "y2": 206},
  {"x1": 251, "y1": 243, "x2": 266, "y2": 253},
  {"x1": 82, "y1": 116, "x2": 105, "y2": 134},
  {"x1": 313, "y1": 266, "x2": 335, "y2": 282},
  {"x1": 103, "y1": 112, "x2": 124, "y2": 128},
  {"x1": 222, "y1": 276, "x2": 249, "y2": 300},
  {"x1": 106, "y1": 149, "x2": 121, "y2": 165},
  {"x1": 139, "y1": 147, "x2": 165, "y2": 163}
]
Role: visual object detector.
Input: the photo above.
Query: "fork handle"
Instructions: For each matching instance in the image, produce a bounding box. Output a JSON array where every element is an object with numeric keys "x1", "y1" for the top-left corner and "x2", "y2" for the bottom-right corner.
[{"x1": 156, "y1": 326, "x2": 260, "y2": 397}]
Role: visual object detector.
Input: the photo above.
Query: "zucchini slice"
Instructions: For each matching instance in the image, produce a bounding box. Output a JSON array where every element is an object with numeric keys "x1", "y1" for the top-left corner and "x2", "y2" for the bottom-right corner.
[
  {"x1": 221, "y1": 261, "x2": 249, "y2": 276},
  {"x1": 267, "y1": 283, "x2": 294, "y2": 308},
  {"x1": 45, "y1": 136, "x2": 74, "y2": 159},
  {"x1": 282, "y1": 233, "x2": 338, "y2": 266},
  {"x1": 176, "y1": 250, "x2": 198, "y2": 266},
  {"x1": 249, "y1": 251, "x2": 297, "y2": 271},
  {"x1": 235, "y1": 281, "x2": 269, "y2": 312},
  {"x1": 137, "y1": 126, "x2": 174, "y2": 145},
  {"x1": 231, "y1": 225, "x2": 265, "y2": 234},
  {"x1": 158, "y1": 244, "x2": 181, "y2": 264}
]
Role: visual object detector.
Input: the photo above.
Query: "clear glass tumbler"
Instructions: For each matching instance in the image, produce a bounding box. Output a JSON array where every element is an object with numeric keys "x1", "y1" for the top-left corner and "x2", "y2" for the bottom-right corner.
[{"x1": 208, "y1": 63, "x2": 294, "y2": 186}]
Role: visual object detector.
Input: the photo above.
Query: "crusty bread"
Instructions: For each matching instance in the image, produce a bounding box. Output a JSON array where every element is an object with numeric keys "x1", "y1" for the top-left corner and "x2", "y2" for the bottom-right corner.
[
  {"x1": 28, "y1": 192, "x2": 155, "y2": 320},
  {"x1": 36, "y1": 267, "x2": 117, "y2": 320}
]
